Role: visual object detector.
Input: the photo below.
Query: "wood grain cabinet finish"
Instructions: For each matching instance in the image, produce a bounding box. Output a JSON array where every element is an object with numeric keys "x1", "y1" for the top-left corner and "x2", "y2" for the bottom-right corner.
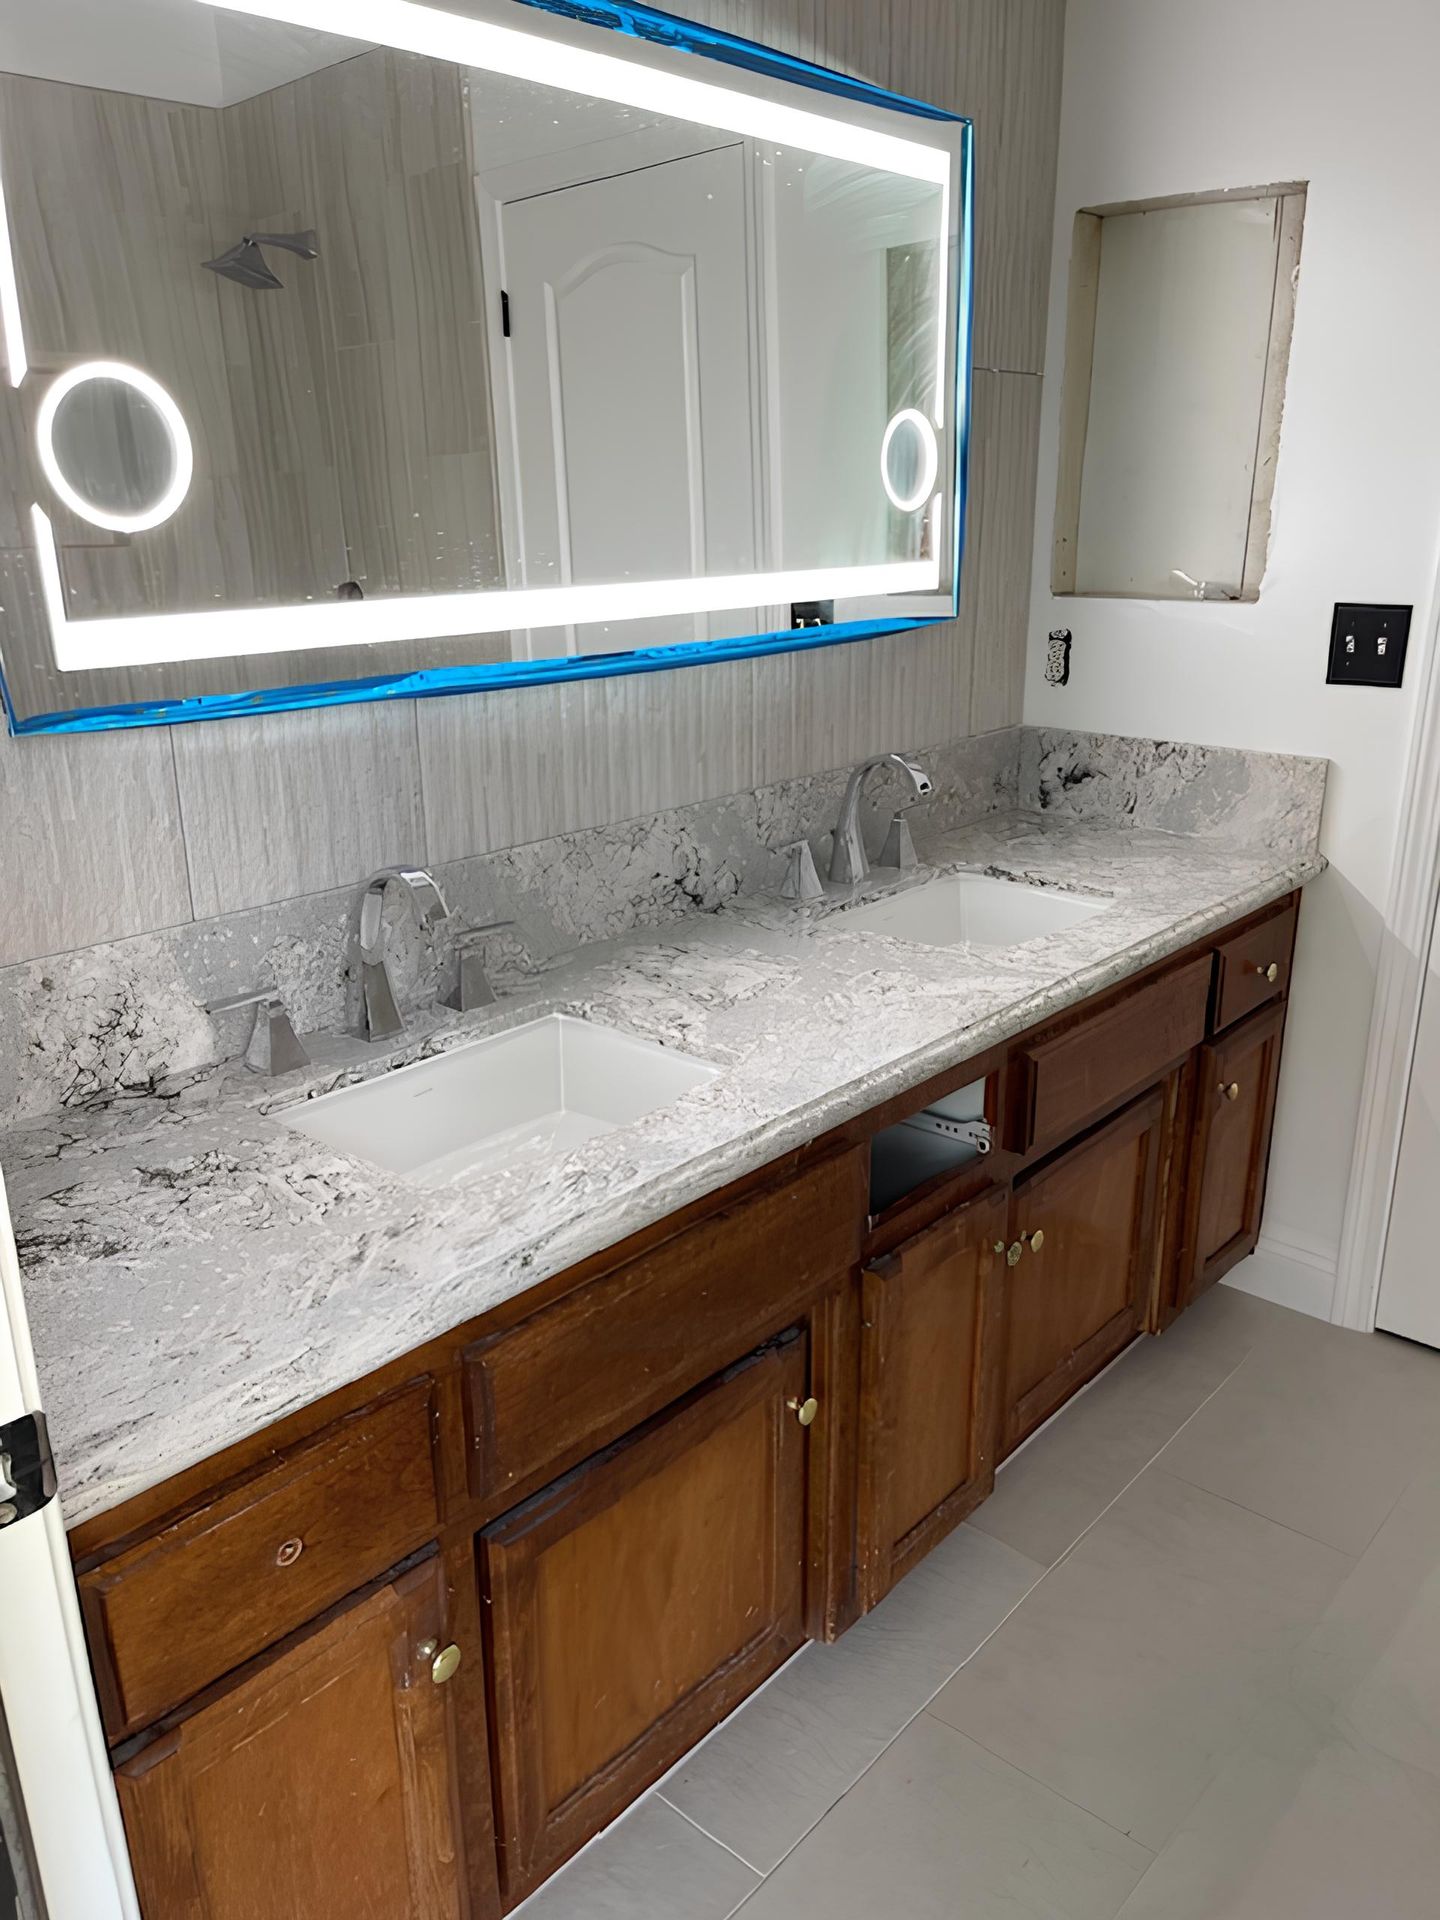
[
  {"x1": 115, "y1": 1560, "x2": 465, "y2": 1920},
  {"x1": 1178, "y1": 1001, "x2": 1287, "y2": 1309},
  {"x1": 480, "y1": 1339, "x2": 809, "y2": 1907},
  {"x1": 1011, "y1": 956, "x2": 1211, "y2": 1152},
  {"x1": 81, "y1": 1380, "x2": 442, "y2": 1739},
  {"x1": 1001, "y1": 1089, "x2": 1167, "y2": 1455},
  {"x1": 463, "y1": 1151, "x2": 860, "y2": 1512},
  {"x1": 1211, "y1": 900, "x2": 1299, "y2": 1033},
  {"x1": 858, "y1": 1187, "x2": 1009, "y2": 1608}
]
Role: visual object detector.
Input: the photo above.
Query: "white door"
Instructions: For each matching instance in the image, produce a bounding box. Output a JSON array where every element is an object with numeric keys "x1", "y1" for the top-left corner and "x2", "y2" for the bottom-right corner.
[
  {"x1": 0, "y1": 1170, "x2": 138, "y2": 1920},
  {"x1": 1378, "y1": 906, "x2": 1440, "y2": 1345},
  {"x1": 498, "y1": 144, "x2": 762, "y2": 657}
]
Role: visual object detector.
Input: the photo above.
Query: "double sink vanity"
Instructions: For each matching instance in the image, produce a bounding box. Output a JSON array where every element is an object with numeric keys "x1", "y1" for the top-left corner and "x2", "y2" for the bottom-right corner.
[{"x1": 4, "y1": 733, "x2": 1326, "y2": 1919}]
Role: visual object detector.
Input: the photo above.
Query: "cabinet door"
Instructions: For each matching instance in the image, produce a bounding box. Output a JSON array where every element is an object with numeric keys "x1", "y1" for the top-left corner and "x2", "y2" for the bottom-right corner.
[
  {"x1": 481, "y1": 1339, "x2": 808, "y2": 1906},
  {"x1": 116, "y1": 1562, "x2": 464, "y2": 1920},
  {"x1": 1002, "y1": 1089, "x2": 1165, "y2": 1455},
  {"x1": 858, "y1": 1187, "x2": 1009, "y2": 1609},
  {"x1": 1179, "y1": 1001, "x2": 1286, "y2": 1310}
]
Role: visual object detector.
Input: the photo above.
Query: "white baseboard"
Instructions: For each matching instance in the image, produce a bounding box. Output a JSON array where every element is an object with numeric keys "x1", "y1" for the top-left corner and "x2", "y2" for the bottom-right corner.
[{"x1": 1223, "y1": 1231, "x2": 1337, "y2": 1321}]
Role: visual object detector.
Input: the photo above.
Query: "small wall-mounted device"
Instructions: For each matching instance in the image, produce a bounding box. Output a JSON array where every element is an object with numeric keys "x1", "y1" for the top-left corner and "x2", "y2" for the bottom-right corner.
[
  {"x1": 791, "y1": 601, "x2": 835, "y2": 630},
  {"x1": 1326, "y1": 603, "x2": 1412, "y2": 688},
  {"x1": 1045, "y1": 628, "x2": 1073, "y2": 686}
]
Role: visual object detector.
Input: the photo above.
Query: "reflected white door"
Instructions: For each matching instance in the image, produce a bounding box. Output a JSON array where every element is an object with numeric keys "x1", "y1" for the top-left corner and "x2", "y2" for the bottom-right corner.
[
  {"x1": 499, "y1": 144, "x2": 761, "y2": 656},
  {"x1": 1378, "y1": 908, "x2": 1440, "y2": 1346},
  {"x1": 0, "y1": 1171, "x2": 138, "y2": 1920}
]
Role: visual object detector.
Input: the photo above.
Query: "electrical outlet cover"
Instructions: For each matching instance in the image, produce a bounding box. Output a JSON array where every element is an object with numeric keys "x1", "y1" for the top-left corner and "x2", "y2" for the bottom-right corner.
[{"x1": 1327, "y1": 603, "x2": 1411, "y2": 688}]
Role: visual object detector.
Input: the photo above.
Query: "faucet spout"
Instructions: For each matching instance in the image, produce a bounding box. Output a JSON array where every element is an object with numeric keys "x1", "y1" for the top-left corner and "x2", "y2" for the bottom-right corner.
[
  {"x1": 829, "y1": 753, "x2": 932, "y2": 886},
  {"x1": 353, "y1": 866, "x2": 450, "y2": 1043}
]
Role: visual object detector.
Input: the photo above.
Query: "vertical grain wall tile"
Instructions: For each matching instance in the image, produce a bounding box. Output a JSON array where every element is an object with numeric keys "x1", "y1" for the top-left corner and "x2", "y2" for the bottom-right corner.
[
  {"x1": 0, "y1": 727, "x2": 191, "y2": 965},
  {"x1": 173, "y1": 701, "x2": 426, "y2": 917},
  {"x1": 418, "y1": 659, "x2": 757, "y2": 862},
  {"x1": 969, "y1": 370, "x2": 1044, "y2": 734}
]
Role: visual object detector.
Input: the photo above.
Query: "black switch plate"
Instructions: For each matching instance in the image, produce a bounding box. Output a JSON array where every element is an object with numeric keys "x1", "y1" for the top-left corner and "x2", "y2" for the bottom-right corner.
[{"x1": 1327, "y1": 603, "x2": 1412, "y2": 687}]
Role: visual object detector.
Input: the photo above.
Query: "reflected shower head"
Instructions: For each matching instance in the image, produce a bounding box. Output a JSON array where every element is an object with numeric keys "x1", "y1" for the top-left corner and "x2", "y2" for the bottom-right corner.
[{"x1": 203, "y1": 230, "x2": 319, "y2": 290}]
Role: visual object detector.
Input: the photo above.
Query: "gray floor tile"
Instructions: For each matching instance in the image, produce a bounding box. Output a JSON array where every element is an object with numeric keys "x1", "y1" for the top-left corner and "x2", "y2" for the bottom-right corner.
[
  {"x1": 930, "y1": 1467, "x2": 1352, "y2": 1850},
  {"x1": 971, "y1": 1298, "x2": 1256, "y2": 1568},
  {"x1": 1292, "y1": 1459, "x2": 1440, "y2": 1779},
  {"x1": 732, "y1": 1712, "x2": 1152, "y2": 1920},
  {"x1": 1115, "y1": 1698, "x2": 1440, "y2": 1920},
  {"x1": 1157, "y1": 1313, "x2": 1440, "y2": 1556},
  {"x1": 661, "y1": 1524, "x2": 1041, "y2": 1871},
  {"x1": 513, "y1": 1796, "x2": 758, "y2": 1920}
]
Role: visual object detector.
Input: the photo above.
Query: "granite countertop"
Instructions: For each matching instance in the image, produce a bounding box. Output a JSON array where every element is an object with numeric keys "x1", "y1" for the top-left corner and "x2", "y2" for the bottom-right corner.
[{"x1": 3, "y1": 809, "x2": 1324, "y2": 1526}]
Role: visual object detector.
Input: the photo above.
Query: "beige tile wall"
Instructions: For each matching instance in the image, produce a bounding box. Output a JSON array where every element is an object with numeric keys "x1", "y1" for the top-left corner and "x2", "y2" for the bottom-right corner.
[{"x1": 0, "y1": 0, "x2": 1064, "y2": 968}]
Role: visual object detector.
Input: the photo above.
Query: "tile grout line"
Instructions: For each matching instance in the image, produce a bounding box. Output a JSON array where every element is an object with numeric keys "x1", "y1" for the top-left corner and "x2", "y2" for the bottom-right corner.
[
  {"x1": 655, "y1": 1794, "x2": 768, "y2": 1879},
  {"x1": 717, "y1": 1338, "x2": 1266, "y2": 1909}
]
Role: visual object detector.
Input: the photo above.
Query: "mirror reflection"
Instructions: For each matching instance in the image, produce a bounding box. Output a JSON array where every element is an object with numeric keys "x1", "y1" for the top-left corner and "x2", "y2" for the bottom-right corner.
[{"x1": 0, "y1": 0, "x2": 964, "y2": 727}]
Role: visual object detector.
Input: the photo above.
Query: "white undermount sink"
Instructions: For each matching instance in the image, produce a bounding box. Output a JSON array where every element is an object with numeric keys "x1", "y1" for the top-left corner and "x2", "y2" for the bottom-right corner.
[
  {"x1": 279, "y1": 1014, "x2": 718, "y2": 1185},
  {"x1": 840, "y1": 872, "x2": 1108, "y2": 949}
]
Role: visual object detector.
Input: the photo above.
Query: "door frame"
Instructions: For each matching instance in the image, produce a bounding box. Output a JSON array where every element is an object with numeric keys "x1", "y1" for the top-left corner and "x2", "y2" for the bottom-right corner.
[
  {"x1": 1335, "y1": 545, "x2": 1440, "y2": 1331},
  {"x1": 0, "y1": 1170, "x2": 139, "y2": 1919},
  {"x1": 474, "y1": 137, "x2": 781, "y2": 651}
]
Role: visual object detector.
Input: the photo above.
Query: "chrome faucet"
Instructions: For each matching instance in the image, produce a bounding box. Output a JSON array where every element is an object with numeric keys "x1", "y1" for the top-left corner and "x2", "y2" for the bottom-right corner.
[
  {"x1": 829, "y1": 753, "x2": 933, "y2": 886},
  {"x1": 353, "y1": 866, "x2": 449, "y2": 1043}
]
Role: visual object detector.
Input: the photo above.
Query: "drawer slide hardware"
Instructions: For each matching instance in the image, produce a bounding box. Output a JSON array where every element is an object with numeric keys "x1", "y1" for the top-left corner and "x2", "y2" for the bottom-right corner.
[
  {"x1": 0, "y1": 1410, "x2": 56, "y2": 1527},
  {"x1": 899, "y1": 1112, "x2": 992, "y2": 1154}
]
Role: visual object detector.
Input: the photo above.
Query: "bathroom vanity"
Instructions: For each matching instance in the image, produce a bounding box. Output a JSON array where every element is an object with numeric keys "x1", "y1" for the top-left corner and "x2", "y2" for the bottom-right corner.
[{"x1": 57, "y1": 882, "x2": 1301, "y2": 1917}]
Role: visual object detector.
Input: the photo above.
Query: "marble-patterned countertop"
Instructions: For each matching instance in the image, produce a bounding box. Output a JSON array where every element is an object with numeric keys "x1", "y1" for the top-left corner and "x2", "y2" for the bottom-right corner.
[{"x1": 4, "y1": 810, "x2": 1323, "y2": 1526}]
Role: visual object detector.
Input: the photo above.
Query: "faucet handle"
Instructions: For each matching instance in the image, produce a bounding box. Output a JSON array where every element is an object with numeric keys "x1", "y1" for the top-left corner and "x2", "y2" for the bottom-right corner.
[
  {"x1": 204, "y1": 987, "x2": 310, "y2": 1077},
  {"x1": 443, "y1": 921, "x2": 517, "y2": 1013},
  {"x1": 778, "y1": 840, "x2": 825, "y2": 903},
  {"x1": 879, "y1": 811, "x2": 921, "y2": 872}
]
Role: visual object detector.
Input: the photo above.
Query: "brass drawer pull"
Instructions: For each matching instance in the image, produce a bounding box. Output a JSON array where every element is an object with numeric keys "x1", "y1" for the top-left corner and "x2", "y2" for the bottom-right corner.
[
  {"x1": 786, "y1": 1395, "x2": 819, "y2": 1428},
  {"x1": 274, "y1": 1536, "x2": 304, "y2": 1569},
  {"x1": 1022, "y1": 1229, "x2": 1045, "y2": 1253},
  {"x1": 1221, "y1": 1082, "x2": 1241, "y2": 1102},
  {"x1": 1252, "y1": 961, "x2": 1280, "y2": 983},
  {"x1": 431, "y1": 1643, "x2": 462, "y2": 1686}
]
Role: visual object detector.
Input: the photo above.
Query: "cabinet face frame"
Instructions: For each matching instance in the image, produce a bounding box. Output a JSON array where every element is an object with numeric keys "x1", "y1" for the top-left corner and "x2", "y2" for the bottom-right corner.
[{"x1": 478, "y1": 1339, "x2": 809, "y2": 1905}]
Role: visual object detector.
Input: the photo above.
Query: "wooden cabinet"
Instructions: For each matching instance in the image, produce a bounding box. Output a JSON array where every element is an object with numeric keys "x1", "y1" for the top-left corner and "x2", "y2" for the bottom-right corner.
[
  {"x1": 480, "y1": 1338, "x2": 809, "y2": 1906},
  {"x1": 857, "y1": 1188, "x2": 1008, "y2": 1608},
  {"x1": 78, "y1": 896, "x2": 1304, "y2": 1920},
  {"x1": 116, "y1": 1561, "x2": 464, "y2": 1920},
  {"x1": 1178, "y1": 1002, "x2": 1287, "y2": 1309},
  {"x1": 1001, "y1": 1090, "x2": 1166, "y2": 1456}
]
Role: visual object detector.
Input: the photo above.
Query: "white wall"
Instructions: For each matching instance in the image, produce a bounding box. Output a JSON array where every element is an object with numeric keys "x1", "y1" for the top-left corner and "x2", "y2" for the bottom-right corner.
[{"x1": 1025, "y1": 0, "x2": 1440, "y2": 1314}]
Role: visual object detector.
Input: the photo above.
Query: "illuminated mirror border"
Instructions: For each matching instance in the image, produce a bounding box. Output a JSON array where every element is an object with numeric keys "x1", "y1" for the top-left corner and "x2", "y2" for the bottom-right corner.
[{"x1": 0, "y1": 0, "x2": 974, "y2": 734}]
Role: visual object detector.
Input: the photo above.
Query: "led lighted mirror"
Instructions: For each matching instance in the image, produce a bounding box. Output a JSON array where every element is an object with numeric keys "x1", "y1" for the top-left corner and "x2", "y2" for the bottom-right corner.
[{"x1": 0, "y1": 0, "x2": 972, "y2": 733}]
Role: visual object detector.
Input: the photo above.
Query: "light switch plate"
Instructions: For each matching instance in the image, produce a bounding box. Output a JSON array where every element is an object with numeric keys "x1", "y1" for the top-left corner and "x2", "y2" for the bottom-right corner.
[{"x1": 1327, "y1": 603, "x2": 1411, "y2": 688}]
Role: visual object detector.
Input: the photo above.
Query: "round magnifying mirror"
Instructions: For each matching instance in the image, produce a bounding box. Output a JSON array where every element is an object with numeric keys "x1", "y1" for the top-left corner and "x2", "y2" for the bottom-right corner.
[
  {"x1": 36, "y1": 361, "x2": 193, "y2": 534},
  {"x1": 880, "y1": 407, "x2": 940, "y2": 514}
]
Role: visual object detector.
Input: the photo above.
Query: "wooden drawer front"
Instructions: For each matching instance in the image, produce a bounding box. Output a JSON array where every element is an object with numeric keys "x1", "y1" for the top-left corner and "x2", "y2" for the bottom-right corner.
[
  {"x1": 1014, "y1": 955, "x2": 1211, "y2": 1152},
  {"x1": 1213, "y1": 899, "x2": 1298, "y2": 1033},
  {"x1": 481, "y1": 1340, "x2": 808, "y2": 1904},
  {"x1": 82, "y1": 1380, "x2": 441, "y2": 1740},
  {"x1": 463, "y1": 1150, "x2": 862, "y2": 1507}
]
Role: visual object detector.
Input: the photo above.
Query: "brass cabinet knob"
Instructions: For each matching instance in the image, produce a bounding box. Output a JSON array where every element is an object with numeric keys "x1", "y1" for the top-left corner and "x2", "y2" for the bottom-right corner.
[
  {"x1": 1254, "y1": 961, "x2": 1279, "y2": 983},
  {"x1": 787, "y1": 1395, "x2": 819, "y2": 1427},
  {"x1": 274, "y1": 1536, "x2": 304, "y2": 1568},
  {"x1": 1022, "y1": 1228, "x2": 1045, "y2": 1254},
  {"x1": 1006, "y1": 1242, "x2": 1023, "y2": 1268},
  {"x1": 1221, "y1": 1081, "x2": 1241, "y2": 1102},
  {"x1": 431, "y1": 1643, "x2": 462, "y2": 1686}
]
